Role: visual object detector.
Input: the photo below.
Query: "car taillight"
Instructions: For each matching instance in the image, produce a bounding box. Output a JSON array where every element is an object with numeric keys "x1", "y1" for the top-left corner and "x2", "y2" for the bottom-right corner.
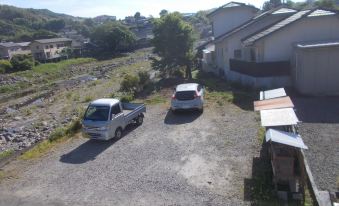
[
  {"x1": 172, "y1": 94, "x2": 176, "y2": 100},
  {"x1": 195, "y1": 91, "x2": 201, "y2": 99}
]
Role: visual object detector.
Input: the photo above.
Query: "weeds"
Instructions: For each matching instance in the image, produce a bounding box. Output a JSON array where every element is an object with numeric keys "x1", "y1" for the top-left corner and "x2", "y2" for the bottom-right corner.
[
  {"x1": 257, "y1": 127, "x2": 266, "y2": 144},
  {"x1": 144, "y1": 94, "x2": 167, "y2": 105},
  {"x1": 83, "y1": 95, "x2": 93, "y2": 103},
  {"x1": 0, "y1": 150, "x2": 14, "y2": 160},
  {"x1": 20, "y1": 119, "x2": 82, "y2": 160}
]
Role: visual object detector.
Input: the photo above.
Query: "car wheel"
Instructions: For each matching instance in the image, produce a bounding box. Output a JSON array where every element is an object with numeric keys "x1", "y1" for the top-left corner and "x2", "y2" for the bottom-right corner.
[
  {"x1": 115, "y1": 128, "x2": 122, "y2": 139},
  {"x1": 199, "y1": 107, "x2": 204, "y2": 113},
  {"x1": 136, "y1": 115, "x2": 144, "y2": 125}
]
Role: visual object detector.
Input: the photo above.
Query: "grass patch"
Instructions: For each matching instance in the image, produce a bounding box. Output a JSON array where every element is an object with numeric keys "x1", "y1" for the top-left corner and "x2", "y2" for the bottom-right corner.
[
  {"x1": 257, "y1": 126, "x2": 266, "y2": 144},
  {"x1": 205, "y1": 90, "x2": 234, "y2": 106},
  {"x1": 20, "y1": 119, "x2": 82, "y2": 160},
  {"x1": 0, "y1": 149, "x2": 14, "y2": 160},
  {"x1": 144, "y1": 94, "x2": 167, "y2": 105},
  {"x1": 17, "y1": 58, "x2": 96, "y2": 81},
  {"x1": 83, "y1": 95, "x2": 93, "y2": 103},
  {"x1": 0, "y1": 82, "x2": 30, "y2": 94}
]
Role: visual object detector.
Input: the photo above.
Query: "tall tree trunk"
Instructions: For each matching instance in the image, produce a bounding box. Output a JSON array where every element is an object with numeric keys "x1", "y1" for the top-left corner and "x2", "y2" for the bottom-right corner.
[{"x1": 186, "y1": 64, "x2": 192, "y2": 79}]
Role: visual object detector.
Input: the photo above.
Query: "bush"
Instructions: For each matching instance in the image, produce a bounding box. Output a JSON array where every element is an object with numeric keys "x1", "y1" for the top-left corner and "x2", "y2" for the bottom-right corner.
[
  {"x1": 138, "y1": 71, "x2": 150, "y2": 87},
  {"x1": 120, "y1": 93, "x2": 135, "y2": 102},
  {"x1": 120, "y1": 74, "x2": 140, "y2": 93},
  {"x1": 10, "y1": 54, "x2": 34, "y2": 72},
  {"x1": 0, "y1": 60, "x2": 12, "y2": 73}
]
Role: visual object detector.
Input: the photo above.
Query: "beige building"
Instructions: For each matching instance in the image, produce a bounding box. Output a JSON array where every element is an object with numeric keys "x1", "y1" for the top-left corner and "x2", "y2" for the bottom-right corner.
[
  {"x1": 0, "y1": 42, "x2": 31, "y2": 59},
  {"x1": 30, "y1": 38, "x2": 72, "y2": 61}
]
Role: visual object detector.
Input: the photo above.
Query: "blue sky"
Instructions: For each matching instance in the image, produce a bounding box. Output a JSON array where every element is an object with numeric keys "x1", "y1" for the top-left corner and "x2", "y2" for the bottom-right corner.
[{"x1": 0, "y1": 0, "x2": 303, "y2": 19}]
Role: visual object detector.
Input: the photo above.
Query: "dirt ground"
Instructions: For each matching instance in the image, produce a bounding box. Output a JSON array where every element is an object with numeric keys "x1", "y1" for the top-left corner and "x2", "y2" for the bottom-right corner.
[{"x1": 0, "y1": 99, "x2": 261, "y2": 205}]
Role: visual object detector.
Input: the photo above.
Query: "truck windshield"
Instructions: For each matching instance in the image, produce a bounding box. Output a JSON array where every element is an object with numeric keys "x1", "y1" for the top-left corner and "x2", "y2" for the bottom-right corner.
[{"x1": 84, "y1": 105, "x2": 110, "y2": 121}]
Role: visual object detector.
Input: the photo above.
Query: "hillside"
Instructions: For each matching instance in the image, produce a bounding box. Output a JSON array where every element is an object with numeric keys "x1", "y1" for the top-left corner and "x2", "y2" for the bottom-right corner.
[{"x1": 0, "y1": 4, "x2": 85, "y2": 42}]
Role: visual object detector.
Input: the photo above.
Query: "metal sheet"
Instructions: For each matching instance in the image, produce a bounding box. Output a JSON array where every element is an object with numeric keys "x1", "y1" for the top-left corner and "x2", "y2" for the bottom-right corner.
[
  {"x1": 254, "y1": 96, "x2": 294, "y2": 111},
  {"x1": 266, "y1": 129, "x2": 308, "y2": 149},
  {"x1": 260, "y1": 108, "x2": 299, "y2": 127},
  {"x1": 260, "y1": 88, "x2": 286, "y2": 100}
]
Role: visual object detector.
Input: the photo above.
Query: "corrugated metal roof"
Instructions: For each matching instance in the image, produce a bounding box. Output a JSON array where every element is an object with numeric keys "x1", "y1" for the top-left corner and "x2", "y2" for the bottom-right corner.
[
  {"x1": 266, "y1": 129, "x2": 308, "y2": 149},
  {"x1": 34, "y1": 38, "x2": 72, "y2": 44},
  {"x1": 259, "y1": 88, "x2": 286, "y2": 100},
  {"x1": 260, "y1": 108, "x2": 299, "y2": 127},
  {"x1": 243, "y1": 10, "x2": 311, "y2": 46},
  {"x1": 254, "y1": 96, "x2": 294, "y2": 111},
  {"x1": 308, "y1": 9, "x2": 336, "y2": 17},
  {"x1": 215, "y1": 7, "x2": 297, "y2": 43},
  {"x1": 272, "y1": 8, "x2": 298, "y2": 14},
  {"x1": 16, "y1": 42, "x2": 30, "y2": 47},
  {"x1": 0, "y1": 42, "x2": 19, "y2": 48}
]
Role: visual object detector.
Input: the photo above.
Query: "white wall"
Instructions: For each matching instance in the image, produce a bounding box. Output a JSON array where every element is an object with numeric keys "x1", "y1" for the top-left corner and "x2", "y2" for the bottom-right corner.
[
  {"x1": 210, "y1": 7, "x2": 256, "y2": 38},
  {"x1": 259, "y1": 15, "x2": 339, "y2": 62},
  {"x1": 214, "y1": 14, "x2": 290, "y2": 73}
]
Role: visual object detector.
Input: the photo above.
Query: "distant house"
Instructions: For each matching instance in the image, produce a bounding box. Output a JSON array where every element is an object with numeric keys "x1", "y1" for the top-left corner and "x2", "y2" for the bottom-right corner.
[
  {"x1": 0, "y1": 42, "x2": 31, "y2": 59},
  {"x1": 201, "y1": 4, "x2": 339, "y2": 92},
  {"x1": 229, "y1": 8, "x2": 339, "y2": 89},
  {"x1": 30, "y1": 38, "x2": 72, "y2": 61},
  {"x1": 207, "y1": 2, "x2": 259, "y2": 38}
]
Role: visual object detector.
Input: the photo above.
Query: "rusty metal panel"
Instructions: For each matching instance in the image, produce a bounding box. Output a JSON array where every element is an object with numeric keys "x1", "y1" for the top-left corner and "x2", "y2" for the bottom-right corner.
[{"x1": 254, "y1": 96, "x2": 294, "y2": 111}]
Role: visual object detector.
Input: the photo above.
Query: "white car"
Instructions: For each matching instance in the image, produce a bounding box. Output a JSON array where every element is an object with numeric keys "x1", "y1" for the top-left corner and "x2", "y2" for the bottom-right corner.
[{"x1": 171, "y1": 83, "x2": 204, "y2": 113}]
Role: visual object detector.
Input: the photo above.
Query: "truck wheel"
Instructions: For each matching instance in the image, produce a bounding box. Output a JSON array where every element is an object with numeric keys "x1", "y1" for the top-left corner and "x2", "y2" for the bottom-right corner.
[
  {"x1": 136, "y1": 115, "x2": 144, "y2": 125},
  {"x1": 115, "y1": 128, "x2": 122, "y2": 139}
]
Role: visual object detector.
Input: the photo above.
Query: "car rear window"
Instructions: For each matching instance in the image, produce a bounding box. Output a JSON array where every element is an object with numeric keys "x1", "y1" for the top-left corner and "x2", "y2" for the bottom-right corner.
[{"x1": 175, "y1": 91, "x2": 195, "y2": 101}]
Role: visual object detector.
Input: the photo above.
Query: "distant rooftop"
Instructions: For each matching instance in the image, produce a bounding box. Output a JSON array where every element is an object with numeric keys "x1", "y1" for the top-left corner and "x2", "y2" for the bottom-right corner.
[
  {"x1": 243, "y1": 10, "x2": 311, "y2": 46},
  {"x1": 242, "y1": 8, "x2": 339, "y2": 46},
  {"x1": 34, "y1": 38, "x2": 72, "y2": 44},
  {"x1": 0, "y1": 42, "x2": 30, "y2": 48},
  {"x1": 207, "y1": 1, "x2": 259, "y2": 17}
]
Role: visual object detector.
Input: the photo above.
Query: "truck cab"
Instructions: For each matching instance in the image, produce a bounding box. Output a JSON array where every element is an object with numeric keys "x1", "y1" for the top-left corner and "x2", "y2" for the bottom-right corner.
[{"x1": 82, "y1": 98, "x2": 146, "y2": 140}]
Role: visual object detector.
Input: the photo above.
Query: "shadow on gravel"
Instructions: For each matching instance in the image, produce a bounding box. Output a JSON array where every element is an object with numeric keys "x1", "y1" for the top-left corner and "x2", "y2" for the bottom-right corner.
[
  {"x1": 59, "y1": 124, "x2": 139, "y2": 164},
  {"x1": 291, "y1": 96, "x2": 339, "y2": 123},
  {"x1": 164, "y1": 110, "x2": 202, "y2": 125},
  {"x1": 243, "y1": 143, "x2": 279, "y2": 206}
]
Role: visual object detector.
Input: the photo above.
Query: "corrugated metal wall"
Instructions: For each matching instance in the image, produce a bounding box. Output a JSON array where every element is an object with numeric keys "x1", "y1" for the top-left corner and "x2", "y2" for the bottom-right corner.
[{"x1": 294, "y1": 47, "x2": 339, "y2": 95}]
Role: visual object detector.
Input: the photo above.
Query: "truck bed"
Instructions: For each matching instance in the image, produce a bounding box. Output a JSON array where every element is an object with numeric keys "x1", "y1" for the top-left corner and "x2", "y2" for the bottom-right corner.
[{"x1": 121, "y1": 102, "x2": 146, "y2": 123}]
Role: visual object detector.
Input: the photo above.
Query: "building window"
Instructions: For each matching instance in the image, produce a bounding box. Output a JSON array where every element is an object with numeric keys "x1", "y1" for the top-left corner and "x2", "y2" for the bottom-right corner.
[
  {"x1": 45, "y1": 45, "x2": 49, "y2": 49},
  {"x1": 234, "y1": 50, "x2": 242, "y2": 59},
  {"x1": 50, "y1": 45, "x2": 54, "y2": 48},
  {"x1": 36, "y1": 46, "x2": 39, "y2": 49}
]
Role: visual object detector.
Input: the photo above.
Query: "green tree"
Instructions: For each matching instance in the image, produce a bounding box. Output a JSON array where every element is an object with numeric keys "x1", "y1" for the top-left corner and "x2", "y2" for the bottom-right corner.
[
  {"x1": 134, "y1": 12, "x2": 141, "y2": 19},
  {"x1": 315, "y1": 0, "x2": 336, "y2": 8},
  {"x1": 44, "y1": 19, "x2": 66, "y2": 32},
  {"x1": 91, "y1": 22, "x2": 136, "y2": 53},
  {"x1": 10, "y1": 54, "x2": 34, "y2": 72},
  {"x1": 0, "y1": 60, "x2": 12, "y2": 73},
  {"x1": 262, "y1": 0, "x2": 282, "y2": 11},
  {"x1": 152, "y1": 12, "x2": 195, "y2": 79},
  {"x1": 159, "y1": 9, "x2": 168, "y2": 17}
]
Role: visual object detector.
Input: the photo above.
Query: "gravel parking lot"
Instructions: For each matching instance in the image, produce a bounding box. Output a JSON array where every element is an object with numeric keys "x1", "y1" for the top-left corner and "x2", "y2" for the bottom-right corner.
[
  {"x1": 0, "y1": 102, "x2": 259, "y2": 206},
  {"x1": 294, "y1": 96, "x2": 339, "y2": 192}
]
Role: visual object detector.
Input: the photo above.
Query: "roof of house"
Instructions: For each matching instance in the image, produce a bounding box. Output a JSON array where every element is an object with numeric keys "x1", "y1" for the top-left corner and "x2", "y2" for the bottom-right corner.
[
  {"x1": 242, "y1": 8, "x2": 339, "y2": 46},
  {"x1": 214, "y1": 6, "x2": 298, "y2": 43},
  {"x1": 296, "y1": 40, "x2": 339, "y2": 49},
  {"x1": 33, "y1": 38, "x2": 72, "y2": 44},
  {"x1": 0, "y1": 42, "x2": 20, "y2": 48},
  {"x1": 207, "y1": 1, "x2": 259, "y2": 18},
  {"x1": 16, "y1": 42, "x2": 30, "y2": 47}
]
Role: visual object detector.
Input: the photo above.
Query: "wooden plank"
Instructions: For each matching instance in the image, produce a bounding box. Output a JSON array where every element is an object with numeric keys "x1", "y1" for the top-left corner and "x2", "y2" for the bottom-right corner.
[{"x1": 254, "y1": 96, "x2": 294, "y2": 111}]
